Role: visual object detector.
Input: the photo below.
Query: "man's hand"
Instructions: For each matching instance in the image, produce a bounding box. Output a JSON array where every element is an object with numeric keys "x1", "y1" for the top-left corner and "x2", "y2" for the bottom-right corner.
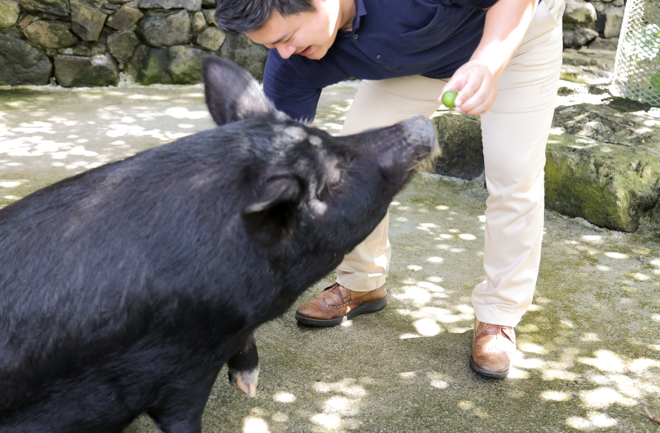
[
  {"x1": 441, "y1": 60, "x2": 498, "y2": 115},
  {"x1": 439, "y1": 0, "x2": 537, "y2": 116}
]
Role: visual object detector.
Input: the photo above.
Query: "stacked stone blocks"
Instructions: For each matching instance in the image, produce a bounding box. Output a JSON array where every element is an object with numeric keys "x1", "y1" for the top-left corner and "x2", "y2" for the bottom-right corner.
[{"x1": 0, "y1": 0, "x2": 268, "y2": 87}]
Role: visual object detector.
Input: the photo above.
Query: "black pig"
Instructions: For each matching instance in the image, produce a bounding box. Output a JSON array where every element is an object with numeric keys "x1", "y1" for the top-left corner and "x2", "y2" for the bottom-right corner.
[
  {"x1": 0, "y1": 57, "x2": 435, "y2": 433},
  {"x1": 227, "y1": 332, "x2": 259, "y2": 397}
]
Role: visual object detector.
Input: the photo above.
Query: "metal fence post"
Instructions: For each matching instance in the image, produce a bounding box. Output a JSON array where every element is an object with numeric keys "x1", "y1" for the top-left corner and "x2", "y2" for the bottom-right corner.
[{"x1": 610, "y1": 0, "x2": 660, "y2": 106}]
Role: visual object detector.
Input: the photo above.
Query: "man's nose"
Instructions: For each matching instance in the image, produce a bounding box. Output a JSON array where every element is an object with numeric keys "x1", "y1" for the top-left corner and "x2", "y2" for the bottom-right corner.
[{"x1": 276, "y1": 44, "x2": 296, "y2": 59}]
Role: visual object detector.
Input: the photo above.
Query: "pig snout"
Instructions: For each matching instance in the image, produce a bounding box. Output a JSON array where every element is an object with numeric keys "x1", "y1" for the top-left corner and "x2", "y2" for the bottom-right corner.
[
  {"x1": 376, "y1": 115, "x2": 437, "y2": 184},
  {"x1": 399, "y1": 115, "x2": 438, "y2": 161}
]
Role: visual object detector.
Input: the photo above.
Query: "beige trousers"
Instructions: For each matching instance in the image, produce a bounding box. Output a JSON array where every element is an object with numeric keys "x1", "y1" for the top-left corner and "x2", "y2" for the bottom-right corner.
[{"x1": 335, "y1": 0, "x2": 565, "y2": 327}]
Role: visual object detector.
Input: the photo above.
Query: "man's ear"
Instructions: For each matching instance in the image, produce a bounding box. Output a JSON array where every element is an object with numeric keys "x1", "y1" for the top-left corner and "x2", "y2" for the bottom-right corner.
[
  {"x1": 243, "y1": 175, "x2": 302, "y2": 215},
  {"x1": 203, "y1": 56, "x2": 274, "y2": 126}
]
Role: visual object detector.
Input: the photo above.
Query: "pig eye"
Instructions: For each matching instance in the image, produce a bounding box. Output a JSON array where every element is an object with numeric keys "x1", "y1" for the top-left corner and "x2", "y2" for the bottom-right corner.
[
  {"x1": 326, "y1": 167, "x2": 345, "y2": 191},
  {"x1": 319, "y1": 156, "x2": 347, "y2": 197}
]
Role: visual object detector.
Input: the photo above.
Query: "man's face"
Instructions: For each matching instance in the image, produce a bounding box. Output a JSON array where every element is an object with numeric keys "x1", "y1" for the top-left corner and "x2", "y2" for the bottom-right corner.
[{"x1": 245, "y1": 0, "x2": 341, "y2": 60}]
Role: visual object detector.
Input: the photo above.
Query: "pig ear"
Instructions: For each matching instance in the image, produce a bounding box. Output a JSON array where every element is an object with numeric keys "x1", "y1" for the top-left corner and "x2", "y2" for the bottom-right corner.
[
  {"x1": 243, "y1": 176, "x2": 301, "y2": 214},
  {"x1": 203, "y1": 56, "x2": 274, "y2": 126}
]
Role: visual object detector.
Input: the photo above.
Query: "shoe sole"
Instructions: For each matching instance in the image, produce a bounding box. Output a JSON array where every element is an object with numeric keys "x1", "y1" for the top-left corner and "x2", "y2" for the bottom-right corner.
[
  {"x1": 469, "y1": 355, "x2": 509, "y2": 379},
  {"x1": 295, "y1": 296, "x2": 387, "y2": 327}
]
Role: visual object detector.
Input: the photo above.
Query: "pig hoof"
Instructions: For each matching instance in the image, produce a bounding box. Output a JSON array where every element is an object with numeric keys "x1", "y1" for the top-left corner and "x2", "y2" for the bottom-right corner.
[{"x1": 228, "y1": 368, "x2": 259, "y2": 397}]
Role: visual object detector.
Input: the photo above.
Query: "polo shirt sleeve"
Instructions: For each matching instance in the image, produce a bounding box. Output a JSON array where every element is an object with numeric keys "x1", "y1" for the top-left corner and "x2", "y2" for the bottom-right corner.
[
  {"x1": 434, "y1": 0, "x2": 499, "y2": 8},
  {"x1": 263, "y1": 50, "x2": 350, "y2": 124}
]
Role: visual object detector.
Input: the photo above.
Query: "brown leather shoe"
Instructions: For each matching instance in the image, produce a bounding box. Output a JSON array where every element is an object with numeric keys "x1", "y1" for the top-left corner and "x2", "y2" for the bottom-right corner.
[
  {"x1": 470, "y1": 318, "x2": 516, "y2": 379},
  {"x1": 295, "y1": 282, "x2": 387, "y2": 327}
]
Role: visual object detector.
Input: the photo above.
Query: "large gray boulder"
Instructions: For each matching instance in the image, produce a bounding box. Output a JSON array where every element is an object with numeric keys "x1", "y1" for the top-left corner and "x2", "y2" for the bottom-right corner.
[
  {"x1": 191, "y1": 11, "x2": 207, "y2": 34},
  {"x1": 22, "y1": 20, "x2": 79, "y2": 49},
  {"x1": 70, "y1": 0, "x2": 108, "y2": 41},
  {"x1": 564, "y1": 27, "x2": 599, "y2": 49},
  {"x1": 545, "y1": 134, "x2": 660, "y2": 232},
  {"x1": 106, "y1": 5, "x2": 143, "y2": 31},
  {"x1": 137, "y1": 10, "x2": 191, "y2": 48},
  {"x1": 592, "y1": 2, "x2": 625, "y2": 39},
  {"x1": 602, "y1": 8, "x2": 624, "y2": 39},
  {"x1": 0, "y1": 0, "x2": 20, "y2": 28},
  {"x1": 428, "y1": 98, "x2": 660, "y2": 232},
  {"x1": 552, "y1": 102, "x2": 660, "y2": 147},
  {"x1": 167, "y1": 45, "x2": 206, "y2": 84},
  {"x1": 0, "y1": 34, "x2": 52, "y2": 85},
  {"x1": 124, "y1": 44, "x2": 173, "y2": 85},
  {"x1": 107, "y1": 29, "x2": 140, "y2": 68},
  {"x1": 54, "y1": 53, "x2": 120, "y2": 87},
  {"x1": 139, "y1": 0, "x2": 202, "y2": 12},
  {"x1": 219, "y1": 33, "x2": 268, "y2": 81},
  {"x1": 563, "y1": 0, "x2": 597, "y2": 25},
  {"x1": 195, "y1": 26, "x2": 225, "y2": 51},
  {"x1": 562, "y1": 0, "x2": 599, "y2": 49},
  {"x1": 138, "y1": 0, "x2": 201, "y2": 11},
  {"x1": 545, "y1": 99, "x2": 660, "y2": 232},
  {"x1": 19, "y1": 0, "x2": 69, "y2": 16}
]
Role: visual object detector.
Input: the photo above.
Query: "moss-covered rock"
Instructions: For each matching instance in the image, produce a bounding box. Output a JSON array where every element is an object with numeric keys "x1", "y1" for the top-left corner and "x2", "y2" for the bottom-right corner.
[
  {"x1": 138, "y1": 0, "x2": 201, "y2": 12},
  {"x1": 218, "y1": 33, "x2": 268, "y2": 82},
  {"x1": 0, "y1": 34, "x2": 52, "y2": 85},
  {"x1": 167, "y1": 45, "x2": 205, "y2": 84},
  {"x1": 427, "y1": 99, "x2": 660, "y2": 232},
  {"x1": 19, "y1": 0, "x2": 69, "y2": 17},
  {"x1": 107, "y1": 29, "x2": 139, "y2": 68},
  {"x1": 191, "y1": 11, "x2": 206, "y2": 34},
  {"x1": 22, "y1": 20, "x2": 79, "y2": 49},
  {"x1": 70, "y1": 0, "x2": 108, "y2": 42},
  {"x1": 195, "y1": 26, "x2": 224, "y2": 52},
  {"x1": 54, "y1": 53, "x2": 120, "y2": 87},
  {"x1": 124, "y1": 44, "x2": 172, "y2": 85},
  {"x1": 106, "y1": 5, "x2": 143, "y2": 31},
  {"x1": 0, "y1": 0, "x2": 20, "y2": 29},
  {"x1": 545, "y1": 133, "x2": 660, "y2": 232},
  {"x1": 137, "y1": 9, "x2": 191, "y2": 48}
]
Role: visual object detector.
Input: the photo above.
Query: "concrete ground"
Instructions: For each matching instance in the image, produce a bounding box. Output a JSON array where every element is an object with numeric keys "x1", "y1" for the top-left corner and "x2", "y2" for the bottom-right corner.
[{"x1": 1, "y1": 79, "x2": 660, "y2": 433}]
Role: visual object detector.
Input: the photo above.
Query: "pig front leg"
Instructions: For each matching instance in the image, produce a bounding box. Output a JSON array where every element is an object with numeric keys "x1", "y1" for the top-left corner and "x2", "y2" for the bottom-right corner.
[
  {"x1": 227, "y1": 332, "x2": 259, "y2": 397},
  {"x1": 147, "y1": 367, "x2": 221, "y2": 433}
]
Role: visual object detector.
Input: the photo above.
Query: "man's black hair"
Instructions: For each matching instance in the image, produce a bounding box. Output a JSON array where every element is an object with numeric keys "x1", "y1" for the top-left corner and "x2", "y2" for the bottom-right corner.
[{"x1": 215, "y1": 0, "x2": 316, "y2": 34}]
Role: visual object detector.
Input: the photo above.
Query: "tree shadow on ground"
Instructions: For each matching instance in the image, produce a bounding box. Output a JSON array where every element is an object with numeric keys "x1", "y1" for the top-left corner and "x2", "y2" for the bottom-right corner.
[
  {"x1": 0, "y1": 85, "x2": 213, "y2": 208},
  {"x1": 126, "y1": 175, "x2": 660, "y2": 433},
  {"x1": 3, "y1": 84, "x2": 659, "y2": 433}
]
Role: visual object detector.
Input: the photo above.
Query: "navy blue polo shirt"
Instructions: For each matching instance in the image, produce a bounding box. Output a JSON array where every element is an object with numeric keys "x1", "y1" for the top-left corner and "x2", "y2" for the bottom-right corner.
[{"x1": 264, "y1": 0, "x2": 500, "y2": 122}]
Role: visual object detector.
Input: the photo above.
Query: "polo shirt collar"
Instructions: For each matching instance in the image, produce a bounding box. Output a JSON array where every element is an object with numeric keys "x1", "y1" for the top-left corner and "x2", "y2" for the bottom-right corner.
[{"x1": 351, "y1": 0, "x2": 367, "y2": 31}]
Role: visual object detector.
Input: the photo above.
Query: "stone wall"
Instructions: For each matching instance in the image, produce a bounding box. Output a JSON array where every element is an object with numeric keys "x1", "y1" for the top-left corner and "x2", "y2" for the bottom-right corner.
[
  {"x1": 0, "y1": 0, "x2": 626, "y2": 87},
  {"x1": 0, "y1": 0, "x2": 268, "y2": 87},
  {"x1": 564, "y1": 0, "x2": 625, "y2": 50}
]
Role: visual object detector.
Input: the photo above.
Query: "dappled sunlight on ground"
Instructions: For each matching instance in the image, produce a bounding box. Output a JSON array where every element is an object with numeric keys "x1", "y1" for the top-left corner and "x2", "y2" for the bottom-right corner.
[
  {"x1": 3, "y1": 84, "x2": 660, "y2": 432},
  {"x1": 311, "y1": 82, "x2": 358, "y2": 136},
  {"x1": 174, "y1": 175, "x2": 658, "y2": 433},
  {"x1": 0, "y1": 86, "x2": 212, "y2": 207},
  {"x1": 121, "y1": 113, "x2": 660, "y2": 432}
]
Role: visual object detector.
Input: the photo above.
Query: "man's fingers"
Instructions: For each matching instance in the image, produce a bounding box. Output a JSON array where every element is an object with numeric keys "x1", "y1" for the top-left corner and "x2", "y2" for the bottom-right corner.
[{"x1": 457, "y1": 87, "x2": 498, "y2": 115}]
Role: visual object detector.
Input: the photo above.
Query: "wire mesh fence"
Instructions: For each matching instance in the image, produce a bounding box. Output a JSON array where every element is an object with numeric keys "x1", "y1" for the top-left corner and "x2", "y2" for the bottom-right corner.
[{"x1": 611, "y1": 0, "x2": 660, "y2": 106}]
